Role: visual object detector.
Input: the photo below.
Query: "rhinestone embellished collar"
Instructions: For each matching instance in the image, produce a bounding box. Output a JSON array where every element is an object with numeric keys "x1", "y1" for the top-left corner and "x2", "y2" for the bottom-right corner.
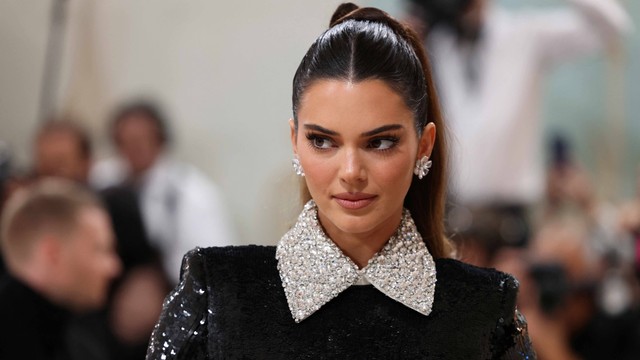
[{"x1": 276, "y1": 200, "x2": 437, "y2": 323}]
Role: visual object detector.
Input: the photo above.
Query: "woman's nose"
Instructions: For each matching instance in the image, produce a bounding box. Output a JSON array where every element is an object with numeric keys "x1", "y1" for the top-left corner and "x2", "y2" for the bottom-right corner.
[{"x1": 339, "y1": 148, "x2": 366, "y2": 184}]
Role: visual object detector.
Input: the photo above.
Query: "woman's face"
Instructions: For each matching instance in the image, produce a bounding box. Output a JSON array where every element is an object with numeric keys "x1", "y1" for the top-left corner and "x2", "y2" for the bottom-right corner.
[{"x1": 291, "y1": 79, "x2": 435, "y2": 241}]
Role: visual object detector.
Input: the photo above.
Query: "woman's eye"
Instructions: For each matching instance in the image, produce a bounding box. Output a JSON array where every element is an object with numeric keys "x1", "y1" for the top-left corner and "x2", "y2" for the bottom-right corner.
[
  {"x1": 309, "y1": 136, "x2": 333, "y2": 149},
  {"x1": 369, "y1": 138, "x2": 397, "y2": 150}
]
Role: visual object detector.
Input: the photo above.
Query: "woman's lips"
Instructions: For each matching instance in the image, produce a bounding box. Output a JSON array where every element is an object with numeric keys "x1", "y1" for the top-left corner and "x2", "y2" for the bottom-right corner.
[{"x1": 332, "y1": 193, "x2": 377, "y2": 210}]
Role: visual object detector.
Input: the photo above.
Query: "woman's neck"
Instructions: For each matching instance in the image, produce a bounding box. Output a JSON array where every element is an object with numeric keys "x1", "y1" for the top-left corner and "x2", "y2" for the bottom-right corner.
[{"x1": 317, "y1": 209, "x2": 403, "y2": 268}]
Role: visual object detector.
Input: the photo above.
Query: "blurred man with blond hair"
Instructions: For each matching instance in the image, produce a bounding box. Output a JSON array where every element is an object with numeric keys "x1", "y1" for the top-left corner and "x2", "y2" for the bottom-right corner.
[{"x1": 0, "y1": 179, "x2": 121, "y2": 360}]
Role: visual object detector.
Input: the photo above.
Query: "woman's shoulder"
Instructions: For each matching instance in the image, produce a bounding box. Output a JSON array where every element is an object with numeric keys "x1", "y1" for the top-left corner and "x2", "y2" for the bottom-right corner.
[
  {"x1": 183, "y1": 245, "x2": 276, "y2": 266},
  {"x1": 186, "y1": 245, "x2": 276, "y2": 258},
  {"x1": 180, "y1": 245, "x2": 279, "y2": 283},
  {"x1": 435, "y1": 257, "x2": 518, "y2": 292},
  {"x1": 431, "y1": 259, "x2": 535, "y2": 358},
  {"x1": 433, "y1": 257, "x2": 519, "y2": 319}
]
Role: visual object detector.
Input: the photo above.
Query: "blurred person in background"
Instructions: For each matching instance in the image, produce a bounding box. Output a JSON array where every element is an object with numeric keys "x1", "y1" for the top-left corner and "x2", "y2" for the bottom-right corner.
[
  {"x1": 408, "y1": 0, "x2": 632, "y2": 248},
  {"x1": 33, "y1": 120, "x2": 158, "y2": 267},
  {"x1": 619, "y1": 166, "x2": 640, "y2": 278},
  {"x1": 30, "y1": 119, "x2": 168, "y2": 360},
  {"x1": 525, "y1": 219, "x2": 602, "y2": 360},
  {"x1": 34, "y1": 120, "x2": 92, "y2": 183},
  {"x1": 544, "y1": 135, "x2": 596, "y2": 220},
  {"x1": 494, "y1": 217, "x2": 640, "y2": 360},
  {"x1": 90, "y1": 100, "x2": 236, "y2": 283},
  {"x1": 543, "y1": 134, "x2": 616, "y2": 254},
  {"x1": 543, "y1": 134, "x2": 639, "y2": 316},
  {"x1": 446, "y1": 205, "x2": 507, "y2": 268},
  {"x1": 0, "y1": 179, "x2": 121, "y2": 360}
]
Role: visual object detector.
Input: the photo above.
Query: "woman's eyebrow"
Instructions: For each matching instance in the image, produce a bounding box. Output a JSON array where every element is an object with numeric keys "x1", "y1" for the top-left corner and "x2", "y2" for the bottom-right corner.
[
  {"x1": 303, "y1": 124, "x2": 339, "y2": 135},
  {"x1": 361, "y1": 124, "x2": 404, "y2": 137},
  {"x1": 303, "y1": 123, "x2": 404, "y2": 137}
]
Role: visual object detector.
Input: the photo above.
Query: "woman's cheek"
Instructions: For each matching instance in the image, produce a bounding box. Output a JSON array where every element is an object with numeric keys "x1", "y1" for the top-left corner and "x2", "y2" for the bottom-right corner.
[{"x1": 303, "y1": 157, "x2": 334, "y2": 192}]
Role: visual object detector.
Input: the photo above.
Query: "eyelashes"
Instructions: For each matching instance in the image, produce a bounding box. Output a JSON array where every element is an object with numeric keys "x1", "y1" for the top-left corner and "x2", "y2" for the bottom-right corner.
[
  {"x1": 304, "y1": 132, "x2": 400, "y2": 153},
  {"x1": 367, "y1": 137, "x2": 399, "y2": 151},
  {"x1": 305, "y1": 133, "x2": 334, "y2": 150}
]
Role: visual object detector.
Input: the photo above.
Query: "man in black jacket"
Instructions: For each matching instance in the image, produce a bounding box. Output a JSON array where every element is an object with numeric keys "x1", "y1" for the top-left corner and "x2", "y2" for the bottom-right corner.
[{"x1": 0, "y1": 179, "x2": 122, "y2": 359}]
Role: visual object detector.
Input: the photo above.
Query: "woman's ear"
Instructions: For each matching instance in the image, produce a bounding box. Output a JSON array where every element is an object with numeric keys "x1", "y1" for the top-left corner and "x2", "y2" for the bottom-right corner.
[
  {"x1": 418, "y1": 122, "x2": 436, "y2": 159},
  {"x1": 289, "y1": 119, "x2": 298, "y2": 154}
]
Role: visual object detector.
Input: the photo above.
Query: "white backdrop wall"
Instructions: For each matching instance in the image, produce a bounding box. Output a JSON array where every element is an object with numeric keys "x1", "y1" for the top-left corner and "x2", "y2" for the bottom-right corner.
[{"x1": 0, "y1": 1, "x2": 50, "y2": 166}]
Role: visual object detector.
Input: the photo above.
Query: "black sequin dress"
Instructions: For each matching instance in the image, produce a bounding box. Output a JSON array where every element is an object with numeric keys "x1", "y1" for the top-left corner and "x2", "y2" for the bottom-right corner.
[{"x1": 147, "y1": 246, "x2": 535, "y2": 359}]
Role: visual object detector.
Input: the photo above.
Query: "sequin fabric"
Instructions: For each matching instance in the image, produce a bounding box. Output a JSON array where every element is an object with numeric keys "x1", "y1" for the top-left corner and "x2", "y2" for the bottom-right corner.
[
  {"x1": 145, "y1": 245, "x2": 537, "y2": 359},
  {"x1": 501, "y1": 308, "x2": 536, "y2": 359},
  {"x1": 146, "y1": 248, "x2": 208, "y2": 360},
  {"x1": 276, "y1": 200, "x2": 437, "y2": 323}
]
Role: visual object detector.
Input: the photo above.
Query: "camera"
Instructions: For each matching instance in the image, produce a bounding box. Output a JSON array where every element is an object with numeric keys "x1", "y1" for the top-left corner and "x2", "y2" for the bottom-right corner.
[{"x1": 529, "y1": 263, "x2": 569, "y2": 314}]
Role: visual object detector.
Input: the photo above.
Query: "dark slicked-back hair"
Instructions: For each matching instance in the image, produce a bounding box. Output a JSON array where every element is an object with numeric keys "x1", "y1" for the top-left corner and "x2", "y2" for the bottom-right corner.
[{"x1": 292, "y1": 3, "x2": 452, "y2": 258}]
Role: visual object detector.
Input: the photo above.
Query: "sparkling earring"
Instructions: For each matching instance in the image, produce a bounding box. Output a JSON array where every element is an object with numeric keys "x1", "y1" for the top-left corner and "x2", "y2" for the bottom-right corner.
[
  {"x1": 414, "y1": 156, "x2": 432, "y2": 180},
  {"x1": 292, "y1": 156, "x2": 305, "y2": 177}
]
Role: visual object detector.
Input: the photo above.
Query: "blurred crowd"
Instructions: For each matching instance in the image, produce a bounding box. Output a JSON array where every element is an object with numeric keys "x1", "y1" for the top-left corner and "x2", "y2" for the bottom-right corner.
[
  {"x1": 0, "y1": 0, "x2": 638, "y2": 359},
  {"x1": 408, "y1": 0, "x2": 639, "y2": 359},
  {"x1": 451, "y1": 144, "x2": 640, "y2": 359},
  {"x1": 0, "y1": 101, "x2": 235, "y2": 359}
]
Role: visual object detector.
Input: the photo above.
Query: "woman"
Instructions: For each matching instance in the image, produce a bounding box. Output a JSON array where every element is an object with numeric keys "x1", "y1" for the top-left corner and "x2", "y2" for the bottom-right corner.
[{"x1": 147, "y1": 3, "x2": 535, "y2": 359}]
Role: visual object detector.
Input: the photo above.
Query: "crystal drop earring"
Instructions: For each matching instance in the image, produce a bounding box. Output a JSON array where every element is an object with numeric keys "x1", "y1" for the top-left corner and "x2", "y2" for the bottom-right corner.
[{"x1": 292, "y1": 156, "x2": 305, "y2": 177}]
